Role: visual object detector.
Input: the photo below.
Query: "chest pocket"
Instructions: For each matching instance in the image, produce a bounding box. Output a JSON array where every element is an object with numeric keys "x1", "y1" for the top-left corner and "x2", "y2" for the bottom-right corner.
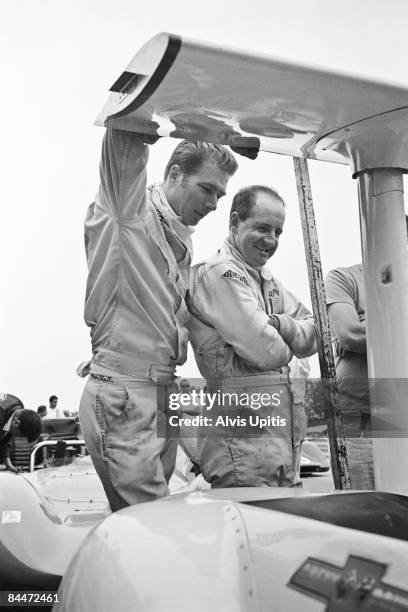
[{"x1": 267, "y1": 281, "x2": 282, "y2": 314}]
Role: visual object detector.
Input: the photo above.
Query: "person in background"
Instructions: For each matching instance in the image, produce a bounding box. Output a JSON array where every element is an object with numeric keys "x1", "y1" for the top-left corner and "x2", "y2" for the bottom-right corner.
[
  {"x1": 43, "y1": 395, "x2": 66, "y2": 419},
  {"x1": 177, "y1": 378, "x2": 202, "y2": 471},
  {"x1": 179, "y1": 379, "x2": 191, "y2": 393},
  {"x1": 187, "y1": 184, "x2": 317, "y2": 488},
  {"x1": 325, "y1": 264, "x2": 374, "y2": 489},
  {"x1": 177, "y1": 379, "x2": 201, "y2": 417},
  {"x1": 0, "y1": 394, "x2": 42, "y2": 473},
  {"x1": 289, "y1": 356, "x2": 311, "y2": 475},
  {"x1": 326, "y1": 218, "x2": 408, "y2": 489},
  {"x1": 79, "y1": 125, "x2": 238, "y2": 511},
  {"x1": 37, "y1": 405, "x2": 47, "y2": 419}
]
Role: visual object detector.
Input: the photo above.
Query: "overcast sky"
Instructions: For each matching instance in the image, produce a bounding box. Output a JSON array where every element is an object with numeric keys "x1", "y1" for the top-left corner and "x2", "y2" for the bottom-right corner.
[{"x1": 1, "y1": 0, "x2": 407, "y2": 412}]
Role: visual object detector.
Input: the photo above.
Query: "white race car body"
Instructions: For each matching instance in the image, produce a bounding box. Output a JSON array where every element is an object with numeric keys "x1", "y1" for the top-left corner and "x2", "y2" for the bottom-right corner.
[
  {"x1": 0, "y1": 456, "x2": 109, "y2": 590},
  {"x1": 2, "y1": 462, "x2": 408, "y2": 611},
  {"x1": 54, "y1": 488, "x2": 408, "y2": 611}
]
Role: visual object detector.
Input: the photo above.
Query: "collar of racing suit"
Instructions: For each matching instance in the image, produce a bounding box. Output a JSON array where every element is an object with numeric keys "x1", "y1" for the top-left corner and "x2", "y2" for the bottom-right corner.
[
  {"x1": 148, "y1": 183, "x2": 194, "y2": 262},
  {"x1": 220, "y1": 237, "x2": 280, "y2": 316},
  {"x1": 221, "y1": 237, "x2": 273, "y2": 284}
]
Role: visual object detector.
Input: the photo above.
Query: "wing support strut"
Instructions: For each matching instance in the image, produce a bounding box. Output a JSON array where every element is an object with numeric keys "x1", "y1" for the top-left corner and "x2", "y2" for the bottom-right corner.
[
  {"x1": 357, "y1": 168, "x2": 408, "y2": 494},
  {"x1": 293, "y1": 157, "x2": 351, "y2": 490}
]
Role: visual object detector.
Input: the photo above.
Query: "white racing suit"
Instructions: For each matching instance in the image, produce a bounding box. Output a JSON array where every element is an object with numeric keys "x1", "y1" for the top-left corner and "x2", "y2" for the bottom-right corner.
[
  {"x1": 79, "y1": 126, "x2": 193, "y2": 511},
  {"x1": 187, "y1": 239, "x2": 316, "y2": 487}
]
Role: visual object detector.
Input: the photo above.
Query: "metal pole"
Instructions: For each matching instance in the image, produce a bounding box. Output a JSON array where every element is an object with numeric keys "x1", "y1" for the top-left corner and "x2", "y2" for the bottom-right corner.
[
  {"x1": 293, "y1": 157, "x2": 351, "y2": 490},
  {"x1": 357, "y1": 168, "x2": 408, "y2": 494}
]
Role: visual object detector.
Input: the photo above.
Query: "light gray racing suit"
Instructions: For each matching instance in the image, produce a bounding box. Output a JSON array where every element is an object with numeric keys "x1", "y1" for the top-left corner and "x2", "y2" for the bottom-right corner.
[
  {"x1": 187, "y1": 238, "x2": 316, "y2": 487},
  {"x1": 79, "y1": 126, "x2": 193, "y2": 511}
]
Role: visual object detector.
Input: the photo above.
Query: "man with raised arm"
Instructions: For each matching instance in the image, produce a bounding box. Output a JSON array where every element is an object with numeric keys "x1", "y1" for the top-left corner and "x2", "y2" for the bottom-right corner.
[
  {"x1": 79, "y1": 125, "x2": 237, "y2": 510},
  {"x1": 187, "y1": 185, "x2": 317, "y2": 487}
]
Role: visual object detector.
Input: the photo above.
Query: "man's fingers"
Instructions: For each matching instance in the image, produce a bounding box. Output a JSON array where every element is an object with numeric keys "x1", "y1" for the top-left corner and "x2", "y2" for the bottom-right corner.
[{"x1": 230, "y1": 136, "x2": 260, "y2": 160}]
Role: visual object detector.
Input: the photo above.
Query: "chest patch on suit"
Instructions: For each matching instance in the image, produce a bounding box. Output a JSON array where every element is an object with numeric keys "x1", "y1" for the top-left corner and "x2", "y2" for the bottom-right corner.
[
  {"x1": 221, "y1": 269, "x2": 249, "y2": 286},
  {"x1": 262, "y1": 283, "x2": 280, "y2": 315}
]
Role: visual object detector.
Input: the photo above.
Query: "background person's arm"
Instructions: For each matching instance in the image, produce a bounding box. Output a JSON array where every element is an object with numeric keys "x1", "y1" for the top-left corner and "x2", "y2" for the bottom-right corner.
[
  {"x1": 4, "y1": 457, "x2": 18, "y2": 473},
  {"x1": 327, "y1": 302, "x2": 366, "y2": 353},
  {"x1": 0, "y1": 442, "x2": 18, "y2": 472},
  {"x1": 325, "y1": 267, "x2": 366, "y2": 353}
]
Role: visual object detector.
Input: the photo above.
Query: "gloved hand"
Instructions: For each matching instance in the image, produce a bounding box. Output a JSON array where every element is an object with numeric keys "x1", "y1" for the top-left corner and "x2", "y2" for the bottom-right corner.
[
  {"x1": 138, "y1": 133, "x2": 161, "y2": 145},
  {"x1": 230, "y1": 136, "x2": 260, "y2": 160},
  {"x1": 106, "y1": 118, "x2": 161, "y2": 145},
  {"x1": 135, "y1": 119, "x2": 161, "y2": 144}
]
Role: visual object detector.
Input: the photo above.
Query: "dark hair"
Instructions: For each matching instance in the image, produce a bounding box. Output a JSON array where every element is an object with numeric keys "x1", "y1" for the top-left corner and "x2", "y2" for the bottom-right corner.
[
  {"x1": 49, "y1": 395, "x2": 58, "y2": 403},
  {"x1": 18, "y1": 410, "x2": 42, "y2": 443},
  {"x1": 230, "y1": 185, "x2": 285, "y2": 222},
  {"x1": 164, "y1": 141, "x2": 238, "y2": 180},
  {"x1": 37, "y1": 405, "x2": 47, "y2": 414}
]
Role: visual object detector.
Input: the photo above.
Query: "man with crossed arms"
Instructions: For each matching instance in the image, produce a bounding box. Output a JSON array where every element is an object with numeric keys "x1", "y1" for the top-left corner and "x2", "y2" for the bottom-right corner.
[{"x1": 187, "y1": 185, "x2": 317, "y2": 487}]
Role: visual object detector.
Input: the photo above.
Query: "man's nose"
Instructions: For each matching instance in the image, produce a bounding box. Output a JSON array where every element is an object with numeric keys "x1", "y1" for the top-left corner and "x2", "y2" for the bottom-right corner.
[
  {"x1": 205, "y1": 194, "x2": 218, "y2": 211},
  {"x1": 262, "y1": 234, "x2": 276, "y2": 248}
]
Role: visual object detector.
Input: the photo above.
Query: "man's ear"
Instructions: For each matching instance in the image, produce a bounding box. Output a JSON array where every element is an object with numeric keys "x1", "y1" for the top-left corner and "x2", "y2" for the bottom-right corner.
[
  {"x1": 168, "y1": 164, "x2": 182, "y2": 182},
  {"x1": 230, "y1": 211, "x2": 239, "y2": 232},
  {"x1": 11, "y1": 417, "x2": 21, "y2": 433}
]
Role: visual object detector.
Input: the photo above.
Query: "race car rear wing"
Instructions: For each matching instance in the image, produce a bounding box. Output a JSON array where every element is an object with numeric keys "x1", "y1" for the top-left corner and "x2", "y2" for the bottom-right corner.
[{"x1": 96, "y1": 32, "x2": 408, "y2": 175}]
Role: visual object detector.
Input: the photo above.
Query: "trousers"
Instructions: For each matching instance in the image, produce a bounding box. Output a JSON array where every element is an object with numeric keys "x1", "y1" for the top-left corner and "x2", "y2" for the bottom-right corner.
[
  {"x1": 197, "y1": 374, "x2": 304, "y2": 488},
  {"x1": 79, "y1": 366, "x2": 178, "y2": 511},
  {"x1": 343, "y1": 415, "x2": 375, "y2": 489}
]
